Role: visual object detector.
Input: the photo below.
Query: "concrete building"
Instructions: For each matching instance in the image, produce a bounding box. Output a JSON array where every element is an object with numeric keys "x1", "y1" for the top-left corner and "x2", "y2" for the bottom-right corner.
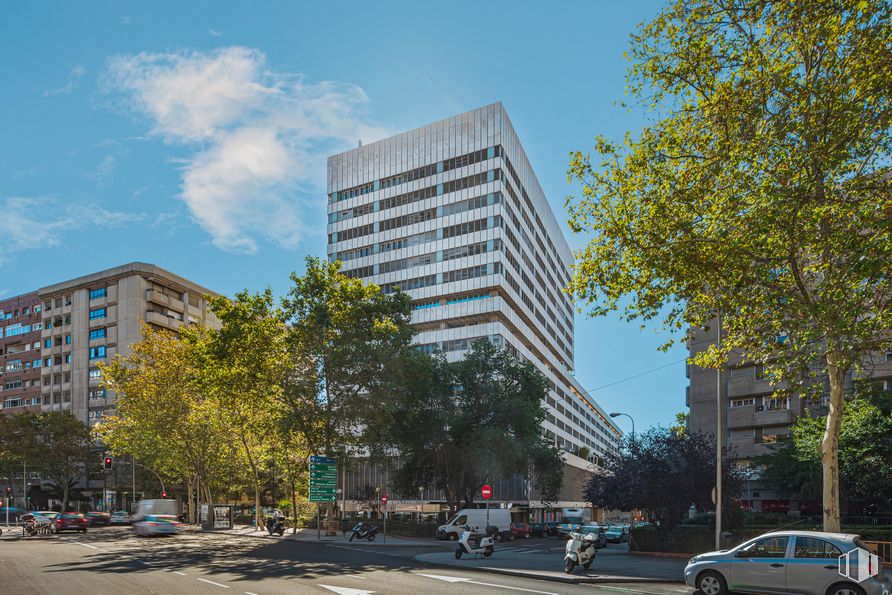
[
  {"x1": 687, "y1": 324, "x2": 892, "y2": 512},
  {"x1": 0, "y1": 292, "x2": 44, "y2": 415},
  {"x1": 326, "y1": 103, "x2": 621, "y2": 514},
  {"x1": 36, "y1": 262, "x2": 219, "y2": 426}
]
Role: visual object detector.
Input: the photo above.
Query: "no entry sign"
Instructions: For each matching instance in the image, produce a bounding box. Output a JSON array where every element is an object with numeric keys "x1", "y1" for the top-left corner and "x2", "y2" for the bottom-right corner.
[{"x1": 481, "y1": 484, "x2": 492, "y2": 500}]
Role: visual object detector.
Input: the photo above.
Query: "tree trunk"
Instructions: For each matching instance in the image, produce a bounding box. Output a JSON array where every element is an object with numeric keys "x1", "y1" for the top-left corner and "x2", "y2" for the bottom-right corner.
[
  {"x1": 822, "y1": 352, "x2": 847, "y2": 533},
  {"x1": 239, "y1": 434, "x2": 263, "y2": 531},
  {"x1": 291, "y1": 478, "x2": 298, "y2": 535},
  {"x1": 62, "y1": 479, "x2": 69, "y2": 513},
  {"x1": 186, "y1": 479, "x2": 193, "y2": 524}
]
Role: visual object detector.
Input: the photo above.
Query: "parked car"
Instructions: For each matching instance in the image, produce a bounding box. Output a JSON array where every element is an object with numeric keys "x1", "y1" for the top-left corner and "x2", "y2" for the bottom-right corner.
[
  {"x1": 556, "y1": 522, "x2": 580, "y2": 538},
  {"x1": 86, "y1": 511, "x2": 111, "y2": 526},
  {"x1": 530, "y1": 522, "x2": 552, "y2": 537},
  {"x1": 510, "y1": 522, "x2": 532, "y2": 539},
  {"x1": 436, "y1": 509, "x2": 511, "y2": 541},
  {"x1": 604, "y1": 524, "x2": 629, "y2": 543},
  {"x1": 54, "y1": 513, "x2": 87, "y2": 533},
  {"x1": 684, "y1": 530, "x2": 890, "y2": 595},
  {"x1": 110, "y1": 510, "x2": 131, "y2": 525},
  {"x1": 33, "y1": 511, "x2": 60, "y2": 523},
  {"x1": 573, "y1": 525, "x2": 607, "y2": 548}
]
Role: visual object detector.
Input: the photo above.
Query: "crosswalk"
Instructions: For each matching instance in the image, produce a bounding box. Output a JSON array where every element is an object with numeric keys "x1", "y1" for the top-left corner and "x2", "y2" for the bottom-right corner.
[{"x1": 493, "y1": 546, "x2": 551, "y2": 555}]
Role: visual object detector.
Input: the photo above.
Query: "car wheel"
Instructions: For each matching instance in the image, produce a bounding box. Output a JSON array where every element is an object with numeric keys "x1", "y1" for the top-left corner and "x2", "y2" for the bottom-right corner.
[
  {"x1": 697, "y1": 570, "x2": 728, "y2": 595},
  {"x1": 827, "y1": 583, "x2": 866, "y2": 595},
  {"x1": 524, "y1": 532, "x2": 530, "y2": 539},
  {"x1": 449, "y1": 533, "x2": 457, "y2": 541}
]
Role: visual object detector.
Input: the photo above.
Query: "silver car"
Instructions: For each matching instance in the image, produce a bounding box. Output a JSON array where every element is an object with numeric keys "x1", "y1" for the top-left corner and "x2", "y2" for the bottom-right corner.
[{"x1": 684, "y1": 530, "x2": 890, "y2": 595}]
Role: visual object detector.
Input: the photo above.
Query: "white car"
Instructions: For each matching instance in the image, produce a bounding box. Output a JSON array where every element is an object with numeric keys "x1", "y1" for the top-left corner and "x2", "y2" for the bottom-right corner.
[
  {"x1": 133, "y1": 515, "x2": 180, "y2": 536},
  {"x1": 109, "y1": 511, "x2": 130, "y2": 525}
]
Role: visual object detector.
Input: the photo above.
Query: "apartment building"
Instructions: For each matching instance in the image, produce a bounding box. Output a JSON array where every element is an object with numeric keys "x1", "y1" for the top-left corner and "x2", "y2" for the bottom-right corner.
[
  {"x1": 0, "y1": 292, "x2": 44, "y2": 414},
  {"x1": 36, "y1": 262, "x2": 218, "y2": 426},
  {"x1": 327, "y1": 103, "x2": 621, "y2": 510},
  {"x1": 687, "y1": 324, "x2": 892, "y2": 512}
]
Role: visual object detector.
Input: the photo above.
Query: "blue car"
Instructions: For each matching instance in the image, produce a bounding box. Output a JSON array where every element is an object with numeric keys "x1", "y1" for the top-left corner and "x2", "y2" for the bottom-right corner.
[{"x1": 684, "y1": 530, "x2": 890, "y2": 595}]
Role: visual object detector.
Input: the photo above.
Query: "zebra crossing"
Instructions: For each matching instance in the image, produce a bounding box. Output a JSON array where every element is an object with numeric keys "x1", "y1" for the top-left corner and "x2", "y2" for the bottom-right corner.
[{"x1": 495, "y1": 544, "x2": 556, "y2": 556}]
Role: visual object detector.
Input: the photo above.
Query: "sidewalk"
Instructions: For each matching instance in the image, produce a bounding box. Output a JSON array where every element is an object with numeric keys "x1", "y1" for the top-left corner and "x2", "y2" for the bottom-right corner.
[{"x1": 414, "y1": 544, "x2": 687, "y2": 585}]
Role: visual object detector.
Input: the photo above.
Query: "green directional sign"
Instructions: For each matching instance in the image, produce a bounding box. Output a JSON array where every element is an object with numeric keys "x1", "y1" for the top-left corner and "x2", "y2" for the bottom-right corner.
[
  {"x1": 309, "y1": 463, "x2": 337, "y2": 472},
  {"x1": 309, "y1": 454, "x2": 338, "y2": 503}
]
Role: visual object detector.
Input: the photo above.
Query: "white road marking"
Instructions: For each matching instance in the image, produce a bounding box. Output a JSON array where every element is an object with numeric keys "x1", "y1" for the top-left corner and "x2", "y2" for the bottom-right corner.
[
  {"x1": 244, "y1": 592, "x2": 260, "y2": 595},
  {"x1": 197, "y1": 577, "x2": 231, "y2": 589},
  {"x1": 417, "y1": 573, "x2": 558, "y2": 595},
  {"x1": 173, "y1": 571, "x2": 188, "y2": 576},
  {"x1": 318, "y1": 586, "x2": 375, "y2": 595}
]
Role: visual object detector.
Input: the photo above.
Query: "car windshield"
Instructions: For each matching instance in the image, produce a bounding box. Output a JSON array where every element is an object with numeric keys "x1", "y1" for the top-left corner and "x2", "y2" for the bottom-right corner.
[{"x1": 62, "y1": 514, "x2": 82, "y2": 519}]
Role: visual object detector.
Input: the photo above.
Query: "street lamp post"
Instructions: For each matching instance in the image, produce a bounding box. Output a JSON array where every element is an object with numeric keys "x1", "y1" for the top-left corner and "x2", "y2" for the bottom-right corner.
[{"x1": 609, "y1": 412, "x2": 635, "y2": 441}]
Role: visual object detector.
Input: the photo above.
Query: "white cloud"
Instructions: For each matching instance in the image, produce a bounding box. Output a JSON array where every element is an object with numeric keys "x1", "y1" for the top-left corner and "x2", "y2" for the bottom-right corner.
[
  {"x1": 0, "y1": 197, "x2": 144, "y2": 266},
  {"x1": 43, "y1": 65, "x2": 86, "y2": 97},
  {"x1": 100, "y1": 46, "x2": 386, "y2": 253},
  {"x1": 208, "y1": 28, "x2": 223, "y2": 37},
  {"x1": 87, "y1": 155, "x2": 118, "y2": 185}
]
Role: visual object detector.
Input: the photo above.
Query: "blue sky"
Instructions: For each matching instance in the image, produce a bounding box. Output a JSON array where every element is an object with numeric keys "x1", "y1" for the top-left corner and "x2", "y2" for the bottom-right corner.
[{"x1": 0, "y1": 0, "x2": 686, "y2": 433}]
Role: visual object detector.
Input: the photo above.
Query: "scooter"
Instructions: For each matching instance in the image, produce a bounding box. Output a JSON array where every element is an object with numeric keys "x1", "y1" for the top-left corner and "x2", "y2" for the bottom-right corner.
[
  {"x1": 266, "y1": 517, "x2": 285, "y2": 536},
  {"x1": 349, "y1": 521, "x2": 378, "y2": 542},
  {"x1": 455, "y1": 524, "x2": 494, "y2": 559},
  {"x1": 564, "y1": 531, "x2": 597, "y2": 573}
]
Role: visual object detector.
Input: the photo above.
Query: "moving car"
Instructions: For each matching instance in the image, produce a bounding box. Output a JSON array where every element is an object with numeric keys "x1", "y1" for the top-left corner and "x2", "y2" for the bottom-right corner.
[
  {"x1": 510, "y1": 522, "x2": 532, "y2": 539},
  {"x1": 33, "y1": 511, "x2": 60, "y2": 523},
  {"x1": 132, "y1": 499, "x2": 181, "y2": 537},
  {"x1": 604, "y1": 524, "x2": 629, "y2": 543},
  {"x1": 54, "y1": 513, "x2": 87, "y2": 533},
  {"x1": 110, "y1": 510, "x2": 131, "y2": 525},
  {"x1": 684, "y1": 530, "x2": 891, "y2": 595},
  {"x1": 86, "y1": 511, "x2": 111, "y2": 526},
  {"x1": 530, "y1": 522, "x2": 552, "y2": 537}
]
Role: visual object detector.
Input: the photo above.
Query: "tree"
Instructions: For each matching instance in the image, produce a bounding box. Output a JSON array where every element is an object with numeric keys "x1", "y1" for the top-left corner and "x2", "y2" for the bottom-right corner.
[
  {"x1": 31, "y1": 412, "x2": 94, "y2": 512},
  {"x1": 758, "y1": 392, "x2": 892, "y2": 512},
  {"x1": 373, "y1": 340, "x2": 564, "y2": 513},
  {"x1": 278, "y1": 256, "x2": 414, "y2": 460},
  {"x1": 97, "y1": 325, "x2": 244, "y2": 519},
  {"x1": 585, "y1": 428, "x2": 742, "y2": 528},
  {"x1": 201, "y1": 289, "x2": 286, "y2": 531},
  {"x1": 566, "y1": 0, "x2": 892, "y2": 531}
]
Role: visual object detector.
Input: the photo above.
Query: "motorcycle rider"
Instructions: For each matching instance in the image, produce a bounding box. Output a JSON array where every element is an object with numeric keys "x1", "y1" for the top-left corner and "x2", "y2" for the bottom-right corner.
[{"x1": 266, "y1": 509, "x2": 285, "y2": 534}]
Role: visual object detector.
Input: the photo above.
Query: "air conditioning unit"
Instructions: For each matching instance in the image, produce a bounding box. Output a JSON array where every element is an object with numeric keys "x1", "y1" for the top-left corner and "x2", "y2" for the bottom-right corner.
[{"x1": 756, "y1": 405, "x2": 764, "y2": 412}]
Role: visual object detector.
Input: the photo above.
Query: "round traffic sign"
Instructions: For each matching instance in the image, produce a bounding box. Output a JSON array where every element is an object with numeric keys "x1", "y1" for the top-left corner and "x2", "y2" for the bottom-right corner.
[
  {"x1": 481, "y1": 484, "x2": 492, "y2": 500},
  {"x1": 381, "y1": 493, "x2": 388, "y2": 505}
]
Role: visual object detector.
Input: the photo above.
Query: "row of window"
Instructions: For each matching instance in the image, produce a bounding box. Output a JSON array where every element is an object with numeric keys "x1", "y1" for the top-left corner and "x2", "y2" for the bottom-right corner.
[
  {"x1": 331, "y1": 145, "x2": 499, "y2": 203},
  {"x1": 0, "y1": 305, "x2": 41, "y2": 320},
  {"x1": 416, "y1": 333, "x2": 504, "y2": 355},
  {"x1": 411, "y1": 294, "x2": 492, "y2": 311},
  {"x1": 344, "y1": 240, "x2": 501, "y2": 279},
  {"x1": 380, "y1": 262, "x2": 502, "y2": 295}
]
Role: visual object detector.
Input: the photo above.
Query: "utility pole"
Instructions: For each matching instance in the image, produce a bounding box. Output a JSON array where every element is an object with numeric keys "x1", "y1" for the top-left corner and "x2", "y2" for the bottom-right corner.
[
  {"x1": 715, "y1": 313, "x2": 723, "y2": 550},
  {"x1": 22, "y1": 460, "x2": 26, "y2": 512},
  {"x1": 132, "y1": 458, "x2": 136, "y2": 512}
]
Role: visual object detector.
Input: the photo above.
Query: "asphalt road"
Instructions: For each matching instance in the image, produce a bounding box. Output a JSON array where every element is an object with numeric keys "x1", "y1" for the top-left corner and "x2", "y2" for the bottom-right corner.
[{"x1": 0, "y1": 526, "x2": 696, "y2": 595}]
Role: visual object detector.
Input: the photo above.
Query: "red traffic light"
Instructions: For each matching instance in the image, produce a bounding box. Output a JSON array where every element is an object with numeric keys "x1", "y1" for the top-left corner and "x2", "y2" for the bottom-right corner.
[
  {"x1": 161, "y1": 491, "x2": 168, "y2": 498},
  {"x1": 103, "y1": 457, "x2": 113, "y2": 470}
]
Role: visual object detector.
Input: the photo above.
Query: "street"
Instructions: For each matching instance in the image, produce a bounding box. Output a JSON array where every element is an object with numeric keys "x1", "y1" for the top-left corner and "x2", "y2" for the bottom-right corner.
[{"x1": 0, "y1": 527, "x2": 695, "y2": 595}]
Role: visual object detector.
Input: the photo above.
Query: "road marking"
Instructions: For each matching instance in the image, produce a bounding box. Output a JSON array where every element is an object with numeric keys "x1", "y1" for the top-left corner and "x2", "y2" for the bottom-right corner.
[
  {"x1": 173, "y1": 571, "x2": 188, "y2": 576},
  {"x1": 416, "y1": 573, "x2": 558, "y2": 595},
  {"x1": 244, "y1": 592, "x2": 260, "y2": 595},
  {"x1": 318, "y1": 586, "x2": 375, "y2": 595},
  {"x1": 197, "y1": 578, "x2": 231, "y2": 589}
]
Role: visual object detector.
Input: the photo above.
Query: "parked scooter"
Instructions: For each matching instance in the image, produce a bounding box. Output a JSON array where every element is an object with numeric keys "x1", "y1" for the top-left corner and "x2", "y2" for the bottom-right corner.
[
  {"x1": 564, "y1": 531, "x2": 597, "y2": 573},
  {"x1": 349, "y1": 521, "x2": 378, "y2": 542},
  {"x1": 455, "y1": 524, "x2": 494, "y2": 559},
  {"x1": 265, "y1": 517, "x2": 285, "y2": 536}
]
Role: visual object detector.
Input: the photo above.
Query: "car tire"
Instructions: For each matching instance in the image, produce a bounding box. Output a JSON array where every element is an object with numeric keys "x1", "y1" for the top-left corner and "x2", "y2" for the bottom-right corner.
[
  {"x1": 449, "y1": 533, "x2": 457, "y2": 541},
  {"x1": 827, "y1": 583, "x2": 866, "y2": 595},
  {"x1": 697, "y1": 570, "x2": 728, "y2": 595},
  {"x1": 524, "y1": 533, "x2": 530, "y2": 539}
]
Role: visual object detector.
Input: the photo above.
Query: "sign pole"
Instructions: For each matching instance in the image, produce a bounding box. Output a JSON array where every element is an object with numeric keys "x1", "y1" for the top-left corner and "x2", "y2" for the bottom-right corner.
[
  {"x1": 383, "y1": 509, "x2": 386, "y2": 544},
  {"x1": 317, "y1": 505, "x2": 320, "y2": 540}
]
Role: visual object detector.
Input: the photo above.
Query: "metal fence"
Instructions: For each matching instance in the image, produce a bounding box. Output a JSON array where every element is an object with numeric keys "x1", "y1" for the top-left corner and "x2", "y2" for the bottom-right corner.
[{"x1": 862, "y1": 541, "x2": 892, "y2": 568}]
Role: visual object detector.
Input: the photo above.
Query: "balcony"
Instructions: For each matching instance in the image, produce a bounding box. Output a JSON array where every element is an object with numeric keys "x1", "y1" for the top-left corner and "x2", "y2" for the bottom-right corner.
[
  {"x1": 727, "y1": 436, "x2": 773, "y2": 459},
  {"x1": 754, "y1": 407, "x2": 793, "y2": 426},
  {"x1": 146, "y1": 289, "x2": 170, "y2": 308},
  {"x1": 145, "y1": 311, "x2": 183, "y2": 330},
  {"x1": 727, "y1": 406, "x2": 755, "y2": 429}
]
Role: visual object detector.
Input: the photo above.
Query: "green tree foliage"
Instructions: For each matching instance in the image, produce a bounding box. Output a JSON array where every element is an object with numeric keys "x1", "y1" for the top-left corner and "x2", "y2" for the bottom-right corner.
[
  {"x1": 566, "y1": 0, "x2": 892, "y2": 531},
  {"x1": 279, "y1": 256, "x2": 414, "y2": 459},
  {"x1": 372, "y1": 339, "x2": 564, "y2": 513},
  {"x1": 0, "y1": 412, "x2": 93, "y2": 511},
  {"x1": 97, "y1": 326, "x2": 244, "y2": 511},
  {"x1": 758, "y1": 393, "x2": 892, "y2": 512},
  {"x1": 585, "y1": 428, "x2": 742, "y2": 528}
]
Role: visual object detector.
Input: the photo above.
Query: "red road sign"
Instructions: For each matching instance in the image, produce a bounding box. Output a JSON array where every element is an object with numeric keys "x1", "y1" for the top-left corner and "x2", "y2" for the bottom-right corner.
[
  {"x1": 380, "y1": 493, "x2": 388, "y2": 506},
  {"x1": 481, "y1": 484, "x2": 492, "y2": 500}
]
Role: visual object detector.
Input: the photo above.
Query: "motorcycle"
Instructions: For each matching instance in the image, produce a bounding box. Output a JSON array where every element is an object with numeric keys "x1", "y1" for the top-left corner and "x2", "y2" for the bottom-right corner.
[
  {"x1": 564, "y1": 531, "x2": 597, "y2": 573},
  {"x1": 266, "y1": 517, "x2": 285, "y2": 536},
  {"x1": 455, "y1": 524, "x2": 494, "y2": 559},
  {"x1": 349, "y1": 521, "x2": 378, "y2": 542}
]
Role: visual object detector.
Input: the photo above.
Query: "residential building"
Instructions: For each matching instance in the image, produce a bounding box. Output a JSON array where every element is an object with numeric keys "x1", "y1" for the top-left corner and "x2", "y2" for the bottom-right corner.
[
  {"x1": 327, "y1": 103, "x2": 621, "y2": 514},
  {"x1": 686, "y1": 324, "x2": 892, "y2": 513},
  {"x1": 0, "y1": 292, "x2": 44, "y2": 415},
  {"x1": 37, "y1": 262, "x2": 219, "y2": 426}
]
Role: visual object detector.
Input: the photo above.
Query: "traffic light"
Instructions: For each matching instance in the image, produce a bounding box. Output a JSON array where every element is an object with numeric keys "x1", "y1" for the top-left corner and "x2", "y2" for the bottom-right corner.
[
  {"x1": 4, "y1": 487, "x2": 11, "y2": 497},
  {"x1": 103, "y1": 456, "x2": 113, "y2": 470},
  {"x1": 161, "y1": 491, "x2": 168, "y2": 498},
  {"x1": 0, "y1": 498, "x2": 4, "y2": 507}
]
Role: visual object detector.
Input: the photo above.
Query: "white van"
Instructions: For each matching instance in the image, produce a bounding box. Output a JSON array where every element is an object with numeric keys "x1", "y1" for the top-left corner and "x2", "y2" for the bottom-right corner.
[
  {"x1": 436, "y1": 508, "x2": 511, "y2": 541},
  {"x1": 132, "y1": 499, "x2": 180, "y2": 536}
]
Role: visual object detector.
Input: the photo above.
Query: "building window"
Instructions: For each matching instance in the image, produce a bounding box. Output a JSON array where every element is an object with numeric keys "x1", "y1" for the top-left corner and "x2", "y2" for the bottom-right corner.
[
  {"x1": 89, "y1": 308, "x2": 107, "y2": 320},
  {"x1": 89, "y1": 346, "x2": 107, "y2": 360},
  {"x1": 89, "y1": 288, "x2": 107, "y2": 300},
  {"x1": 88, "y1": 368, "x2": 102, "y2": 380},
  {"x1": 44, "y1": 358, "x2": 51, "y2": 367},
  {"x1": 44, "y1": 338, "x2": 52, "y2": 349},
  {"x1": 65, "y1": 354, "x2": 72, "y2": 364},
  {"x1": 730, "y1": 398, "x2": 755, "y2": 408},
  {"x1": 65, "y1": 334, "x2": 71, "y2": 345},
  {"x1": 89, "y1": 389, "x2": 106, "y2": 400},
  {"x1": 89, "y1": 328, "x2": 107, "y2": 340}
]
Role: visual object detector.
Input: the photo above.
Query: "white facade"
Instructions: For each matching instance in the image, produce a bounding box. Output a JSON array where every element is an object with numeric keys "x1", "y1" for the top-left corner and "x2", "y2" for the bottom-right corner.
[{"x1": 327, "y1": 103, "x2": 621, "y2": 461}]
